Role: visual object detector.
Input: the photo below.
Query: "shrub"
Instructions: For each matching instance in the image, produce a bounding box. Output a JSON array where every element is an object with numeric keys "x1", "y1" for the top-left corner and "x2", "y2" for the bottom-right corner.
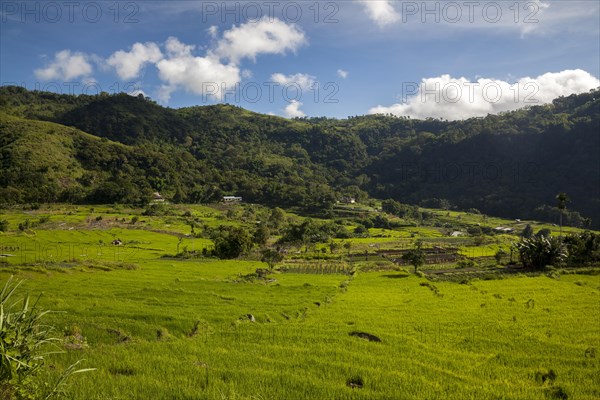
[
  {"x1": 546, "y1": 386, "x2": 568, "y2": 399},
  {"x1": 457, "y1": 259, "x2": 476, "y2": 269},
  {"x1": 212, "y1": 227, "x2": 253, "y2": 259},
  {"x1": 536, "y1": 228, "x2": 552, "y2": 238},
  {"x1": 535, "y1": 368, "x2": 557, "y2": 384},
  {"x1": 563, "y1": 231, "x2": 600, "y2": 266},
  {"x1": 495, "y1": 249, "x2": 508, "y2": 264},
  {"x1": 467, "y1": 226, "x2": 482, "y2": 236},
  {"x1": 142, "y1": 204, "x2": 173, "y2": 216},
  {"x1": 346, "y1": 375, "x2": 364, "y2": 389},
  {"x1": 514, "y1": 236, "x2": 567, "y2": 270},
  {"x1": 353, "y1": 225, "x2": 368, "y2": 236},
  {"x1": 18, "y1": 219, "x2": 32, "y2": 231}
]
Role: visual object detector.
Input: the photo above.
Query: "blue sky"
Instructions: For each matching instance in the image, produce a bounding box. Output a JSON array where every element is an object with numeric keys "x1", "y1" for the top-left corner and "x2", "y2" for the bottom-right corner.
[{"x1": 1, "y1": 1, "x2": 599, "y2": 119}]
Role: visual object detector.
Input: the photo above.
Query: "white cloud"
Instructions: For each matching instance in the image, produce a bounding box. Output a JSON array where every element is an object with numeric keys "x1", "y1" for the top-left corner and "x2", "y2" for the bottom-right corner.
[
  {"x1": 207, "y1": 25, "x2": 219, "y2": 39},
  {"x1": 156, "y1": 85, "x2": 176, "y2": 103},
  {"x1": 284, "y1": 100, "x2": 305, "y2": 118},
  {"x1": 215, "y1": 17, "x2": 306, "y2": 63},
  {"x1": 337, "y1": 69, "x2": 348, "y2": 79},
  {"x1": 271, "y1": 73, "x2": 316, "y2": 90},
  {"x1": 353, "y1": 0, "x2": 597, "y2": 37},
  {"x1": 156, "y1": 38, "x2": 240, "y2": 100},
  {"x1": 34, "y1": 50, "x2": 93, "y2": 81},
  {"x1": 369, "y1": 69, "x2": 600, "y2": 120},
  {"x1": 165, "y1": 36, "x2": 194, "y2": 57},
  {"x1": 36, "y1": 18, "x2": 309, "y2": 103},
  {"x1": 518, "y1": 0, "x2": 550, "y2": 36},
  {"x1": 107, "y1": 42, "x2": 163, "y2": 80},
  {"x1": 361, "y1": 0, "x2": 400, "y2": 27},
  {"x1": 103, "y1": 36, "x2": 239, "y2": 101}
]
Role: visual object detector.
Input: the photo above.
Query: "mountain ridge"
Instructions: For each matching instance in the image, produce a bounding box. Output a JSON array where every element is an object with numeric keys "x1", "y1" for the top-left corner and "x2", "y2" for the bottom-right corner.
[{"x1": 1, "y1": 85, "x2": 598, "y2": 227}]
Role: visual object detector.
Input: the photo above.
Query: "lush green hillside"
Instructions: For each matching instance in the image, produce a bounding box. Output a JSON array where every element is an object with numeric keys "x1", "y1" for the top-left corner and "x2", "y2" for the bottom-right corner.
[{"x1": 1, "y1": 86, "x2": 598, "y2": 227}]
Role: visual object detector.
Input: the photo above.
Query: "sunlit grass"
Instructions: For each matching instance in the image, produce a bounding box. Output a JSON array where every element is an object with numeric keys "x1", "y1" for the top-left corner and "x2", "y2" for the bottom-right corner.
[{"x1": 0, "y1": 204, "x2": 598, "y2": 399}]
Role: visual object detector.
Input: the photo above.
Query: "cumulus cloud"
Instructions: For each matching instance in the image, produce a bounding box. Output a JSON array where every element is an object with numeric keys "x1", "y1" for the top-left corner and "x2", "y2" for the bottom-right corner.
[
  {"x1": 156, "y1": 85, "x2": 176, "y2": 104},
  {"x1": 207, "y1": 25, "x2": 219, "y2": 39},
  {"x1": 270, "y1": 73, "x2": 316, "y2": 90},
  {"x1": 42, "y1": 18, "x2": 308, "y2": 103},
  {"x1": 165, "y1": 36, "x2": 195, "y2": 57},
  {"x1": 337, "y1": 69, "x2": 348, "y2": 79},
  {"x1": 215, "y1": 17, "x2": 306, "y2": 63},
  {"x1": 107, "y1": 42, "x2": 163, "y2": 80},
  {"x1": 369, "y1": 69, "x2": 600, "y2": 120},
  {"x1": 156, "y1": 38, "x2": 240, "y2": 101},
  {"x1": 284, "y1": 100, "x2": 305, "y2": 118},
  {"x1": 34, "y1": 50, "x2": 93, "y2": 81},
  {"x1": 361, "y1": 0, "x2": 400, "y2": 27}
]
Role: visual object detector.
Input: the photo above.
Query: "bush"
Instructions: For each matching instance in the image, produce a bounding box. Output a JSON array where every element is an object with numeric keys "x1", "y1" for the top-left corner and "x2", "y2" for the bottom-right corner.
[
  {"x1": 353, "y1": 225, "x2": 369, "y2": 236},
  {"x1": 457, "y1": 259, "x2": 475, "y2": 269},
  {"x1": 563, "y1": 231, "x2": 600, "y2": 266},
  {"x1": 514, "y1": 236, "x2": 567, "y2": 270},
  {"x1": 467, "y1": 226, "x2": 482, "y2": 236},
  {"x1": 0, "y1": 219, "x2": 8, "y2": 232},
  {"x1": 536, "y1": 228, "x2": 552, "y2": 238},
  {"x1": 546, "y1": 386, "x2": 568, "y2": 400},
  {"x1": 346, "y1": 375, "x2": 364, "y2": 389},
  {"x1": 212, "y1": 227, "x2": 253, "y2": 259},
  {"x1": 18, "y1": 219, "x2": 34, "y2": 231},
  {"x1": 535, "y1": 368, "x2": 557, "y2": 384},
  {"x1": 495, "y1": 249, "x2": 508, "y2": 264}
]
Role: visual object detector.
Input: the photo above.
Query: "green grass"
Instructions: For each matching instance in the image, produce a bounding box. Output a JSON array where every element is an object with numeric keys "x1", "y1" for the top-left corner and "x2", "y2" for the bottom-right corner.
[
  {"x1": 1, "y1": 204, "x2": 598, "y2": 399},
  {"x1": 5, "y1": 267, "x2": 598, "y2": 399}
]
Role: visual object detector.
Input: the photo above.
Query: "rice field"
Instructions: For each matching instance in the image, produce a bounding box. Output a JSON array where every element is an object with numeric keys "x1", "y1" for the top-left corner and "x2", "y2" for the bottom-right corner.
[{"x1": 1, "y1": 205, "x2": 598, "y2": 399}]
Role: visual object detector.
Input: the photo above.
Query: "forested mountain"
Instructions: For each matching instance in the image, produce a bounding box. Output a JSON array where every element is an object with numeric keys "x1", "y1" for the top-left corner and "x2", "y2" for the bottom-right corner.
[{"x1": 1, "y1": 86, "x2": 598, "y2": 227}]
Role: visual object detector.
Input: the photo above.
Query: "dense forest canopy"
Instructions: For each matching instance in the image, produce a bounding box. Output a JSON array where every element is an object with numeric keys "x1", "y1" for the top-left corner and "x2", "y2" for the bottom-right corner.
[{"x1": 1, "y1": 86, "x2": 598, "y2": 227}]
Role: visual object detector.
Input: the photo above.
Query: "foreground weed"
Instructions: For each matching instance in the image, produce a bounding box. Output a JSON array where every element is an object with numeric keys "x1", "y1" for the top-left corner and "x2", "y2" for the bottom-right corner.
[{"x1": 0, "y1": 276, "x2": 94, "y2": 399}]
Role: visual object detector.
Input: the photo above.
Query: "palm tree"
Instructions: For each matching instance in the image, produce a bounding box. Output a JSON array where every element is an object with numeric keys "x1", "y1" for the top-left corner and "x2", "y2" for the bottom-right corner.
[{"x1": 556, "y1": 192, "x2": 569, "y2": 238}]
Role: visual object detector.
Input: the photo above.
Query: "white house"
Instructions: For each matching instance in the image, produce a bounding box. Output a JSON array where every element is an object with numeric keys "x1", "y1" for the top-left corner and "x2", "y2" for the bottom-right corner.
[
  {"x1": 223, "y1": 196, "x2": 242, "y2": 202},
  {"x1": 152, "y1": 192, "x2": 165, "y2": 202}
]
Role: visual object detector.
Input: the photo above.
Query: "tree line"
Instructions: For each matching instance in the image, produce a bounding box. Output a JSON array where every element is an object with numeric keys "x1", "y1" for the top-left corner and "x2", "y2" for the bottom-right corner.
[{"x1": 1, "y1": 86, "x2": 598, "y2": 227}]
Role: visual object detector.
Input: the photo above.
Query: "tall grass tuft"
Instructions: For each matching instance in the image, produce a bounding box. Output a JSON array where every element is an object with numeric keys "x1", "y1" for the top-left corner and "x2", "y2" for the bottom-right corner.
[{"x1": 0, "y1": 276, "x2": 94, "y2": 399}]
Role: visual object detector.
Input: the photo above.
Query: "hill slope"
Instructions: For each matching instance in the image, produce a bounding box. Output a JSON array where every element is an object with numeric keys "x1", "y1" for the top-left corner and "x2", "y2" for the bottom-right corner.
[{"x1": 1, "y1": 86, "x2": 598, "y2": 227}]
